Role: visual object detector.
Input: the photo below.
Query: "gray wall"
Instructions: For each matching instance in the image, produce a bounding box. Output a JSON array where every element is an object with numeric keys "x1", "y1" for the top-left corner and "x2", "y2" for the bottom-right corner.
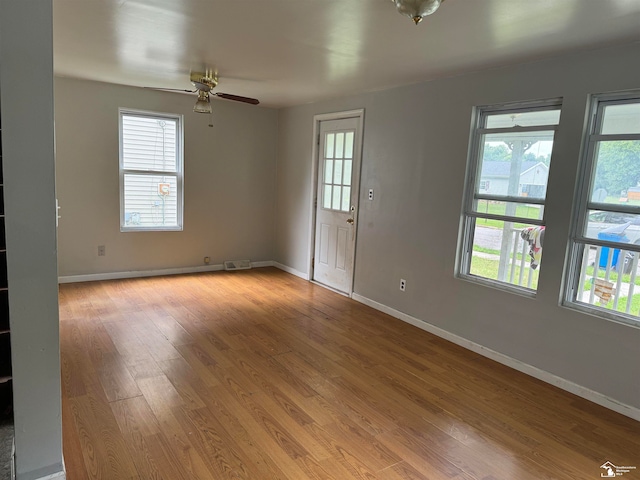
[
  {"x1": 275, "y1": 43, "x2": 640, "y2": 410},
  {"x1": 0, "y1": 1, "x2": 65, "y2": 479},
  {"x1": 55, "y1": 78, "x2": 278, "y2": 276}
]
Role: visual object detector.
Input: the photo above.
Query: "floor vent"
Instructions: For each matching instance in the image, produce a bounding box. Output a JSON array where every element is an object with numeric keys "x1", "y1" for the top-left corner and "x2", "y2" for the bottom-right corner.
[{"x1": 224, "y1": 260, "x2": 252, "y2": 271}]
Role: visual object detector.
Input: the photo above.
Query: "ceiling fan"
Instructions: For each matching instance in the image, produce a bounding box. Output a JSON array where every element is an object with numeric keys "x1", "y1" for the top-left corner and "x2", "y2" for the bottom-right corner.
[{"x1": 155, "y1": 69, "x2": 260, "y2": 116}]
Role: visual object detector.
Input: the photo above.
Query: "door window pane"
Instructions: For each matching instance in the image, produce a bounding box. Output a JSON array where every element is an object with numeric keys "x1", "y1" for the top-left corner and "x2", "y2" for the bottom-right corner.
[
  {"x1": 334, "y1": 160, "x2": 343, "y2": 185},
  {"x1": 343, "y1": 160, "x2": 352, "y2": 187},
  {"x1": 323, "y1": 185, "x2": 332, "y2": 209},
  {"x1": 335, "y1": 133, "x2": 345, "y2": 159},
  {"x1": 344, "y1": 132, "x2": 354, "y2": 159},
  {"x1": 341, "y1": 187, "x2": 351, "y2": 211},
  {"x1": 332, "y1": 186, "x2": 342, "y2": 210},
  {"x1": 325, "y1": 134, "x2": 335, "y2": 159},
  {"x1": 324, "y1": 159, "x2": 334, "y2": 184}
]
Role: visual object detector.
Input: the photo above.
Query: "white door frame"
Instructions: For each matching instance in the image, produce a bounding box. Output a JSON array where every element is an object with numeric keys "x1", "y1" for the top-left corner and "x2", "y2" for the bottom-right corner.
[{"x1": 307, "y1": 109, "x2": 365, "y2": 296}]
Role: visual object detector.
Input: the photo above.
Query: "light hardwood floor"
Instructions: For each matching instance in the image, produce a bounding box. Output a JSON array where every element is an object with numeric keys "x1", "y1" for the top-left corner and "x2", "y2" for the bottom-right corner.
[{"x1": 59, "y1": 268, "x2": 639, "y2": 479}]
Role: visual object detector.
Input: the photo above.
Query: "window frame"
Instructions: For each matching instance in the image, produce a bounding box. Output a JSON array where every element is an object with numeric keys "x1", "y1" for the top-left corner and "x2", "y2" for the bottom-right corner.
[
  {"x1": 564, "y1": 91, "x2": 640, "y2": 327},
  {"x1": 457, "y1": 98, "x2": 562, "y2": 295},
  {"x1": 118, "y1": 108, "x2": 184, "y2": 232}
]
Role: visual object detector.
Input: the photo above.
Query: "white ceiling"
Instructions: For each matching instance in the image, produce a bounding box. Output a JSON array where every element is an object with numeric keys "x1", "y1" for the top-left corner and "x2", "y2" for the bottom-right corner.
[{"x1": 53, "y1": 0, "x2": 640, "y2": 108}]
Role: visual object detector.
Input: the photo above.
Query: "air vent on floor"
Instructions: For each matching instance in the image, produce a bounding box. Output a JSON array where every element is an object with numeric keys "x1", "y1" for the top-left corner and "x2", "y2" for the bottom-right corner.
[{"x1": 224, "y1": 260, "x2": 252, "y2": 271}]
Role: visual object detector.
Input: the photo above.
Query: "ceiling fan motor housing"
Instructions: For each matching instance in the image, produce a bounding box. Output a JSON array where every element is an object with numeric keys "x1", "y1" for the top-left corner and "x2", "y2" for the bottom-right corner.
[{"x1": 190, "y1": 70, "x2": 218, "y2": 92}]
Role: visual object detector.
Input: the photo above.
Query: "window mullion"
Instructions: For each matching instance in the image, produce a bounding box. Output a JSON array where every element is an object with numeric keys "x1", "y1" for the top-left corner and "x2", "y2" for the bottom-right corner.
[
  {"x1": 467, "y1": 211, "x2": 545, "y2": 226},
  {"x1": 591, "y1": 133, "x2": 640, "y2": 142},
  {"x1": 586, "y1": 202, "x2": 640, "y2": 215},
  {"x1": 478, "y1": 125, "x2": 558, "y2": 135},
  {"x1": 474, "y1": 193, "x2": 545, "y2": 206}
]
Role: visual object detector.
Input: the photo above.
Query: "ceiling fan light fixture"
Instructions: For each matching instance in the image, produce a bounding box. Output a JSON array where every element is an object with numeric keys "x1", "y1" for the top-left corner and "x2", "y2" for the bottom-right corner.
[
  {"x1": 392, "y1": 0, "x2": 443, "y2": 25},
  {"x1": 193, "y1": 90, "x2": 212, "y2": 114}
]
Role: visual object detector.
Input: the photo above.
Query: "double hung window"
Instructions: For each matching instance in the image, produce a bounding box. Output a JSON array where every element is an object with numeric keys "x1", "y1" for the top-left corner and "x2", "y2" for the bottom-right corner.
[
  {"x1": 459, "y1": 100, "x2": 561, "y2": 293},
  {"x1": 119, "y1": 109, "x2": 184, "y2": 231},
  {"x1": 565, "y1": 92, "x2": 640, "y2": 325}
]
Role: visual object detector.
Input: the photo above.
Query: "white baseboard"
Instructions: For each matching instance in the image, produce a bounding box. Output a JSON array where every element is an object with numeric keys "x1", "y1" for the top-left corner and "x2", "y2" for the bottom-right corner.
[
  {"x1": 34, "y1": 472, "x2": 66, "y2": 480},
  {"x1": 58, "y1": 261, "x2": 278, "y2": 284},
  {"x1": 351, "y1": 293, "x2": 640, "y2": 422},
  {"x1": 58, "y1": 264, "x2": 225, "y2": 283},
  {"x1": 19, "y1": 464, "x2": 65, "y2": 480},
  {"x1": 250, "y1": 260, "x2": 274, "y2": 268},
  {"x1": 273, "y1": 262, "x2": 309, "y2": 280}
]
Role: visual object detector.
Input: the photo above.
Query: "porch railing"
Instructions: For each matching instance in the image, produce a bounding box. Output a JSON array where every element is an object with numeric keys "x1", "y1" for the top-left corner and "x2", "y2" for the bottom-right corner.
[
  {"x1": 577, "y1": 245, "x2": 640, "y2": 315},
  {"x1": 505, "y1": 228, "x2": 536, "y2": 288},
  {"x1": 478, "y1": 228, "x2": 640, "y2": 315}
]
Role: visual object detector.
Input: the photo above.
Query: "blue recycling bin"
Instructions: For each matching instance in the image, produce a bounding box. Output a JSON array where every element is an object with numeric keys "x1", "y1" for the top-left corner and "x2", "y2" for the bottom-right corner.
[{"x1": 598, "y1": 232, "x2": 628, "y2": 268}]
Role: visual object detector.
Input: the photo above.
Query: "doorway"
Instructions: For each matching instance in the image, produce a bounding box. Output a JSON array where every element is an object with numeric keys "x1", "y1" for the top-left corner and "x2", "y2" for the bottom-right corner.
[{"x1": 310, "y1": 110, "x2": 364, "y2": 295}]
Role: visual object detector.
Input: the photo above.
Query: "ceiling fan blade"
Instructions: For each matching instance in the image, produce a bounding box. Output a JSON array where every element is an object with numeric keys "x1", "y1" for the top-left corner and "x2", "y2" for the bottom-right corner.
[
  {"x1": 144, "y1": 87, "x2": 198, "y2": 93},
  {"x1": 214, "y1": 93, "x2": 260, "y2": 105}
]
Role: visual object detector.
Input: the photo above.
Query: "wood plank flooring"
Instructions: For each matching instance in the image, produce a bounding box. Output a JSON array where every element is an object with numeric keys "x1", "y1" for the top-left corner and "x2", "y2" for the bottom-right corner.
[{"x1": 59, "y1": 268, "x2": 640, "y2": 479}]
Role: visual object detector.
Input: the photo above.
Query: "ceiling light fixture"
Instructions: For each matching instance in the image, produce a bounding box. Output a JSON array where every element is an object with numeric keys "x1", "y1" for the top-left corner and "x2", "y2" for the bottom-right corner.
[
  {"x1": 391, "y1": 0, "x2": 444, "y2": 25},
  {"x1": 193, "y1": 90, "x2": 212, "y2": 114}
]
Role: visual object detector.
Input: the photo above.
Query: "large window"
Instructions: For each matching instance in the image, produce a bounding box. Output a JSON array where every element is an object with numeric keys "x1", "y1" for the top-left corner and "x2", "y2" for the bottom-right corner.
[
  {"x1": 119, "y1": 109, "x2": 184, "y2": 231},
  {"x1": 458, "y1": 100, "x2": 561, "y2": 293},
  {"x1": 565, "y1": 92, "x2": 640, "y2": 325}
]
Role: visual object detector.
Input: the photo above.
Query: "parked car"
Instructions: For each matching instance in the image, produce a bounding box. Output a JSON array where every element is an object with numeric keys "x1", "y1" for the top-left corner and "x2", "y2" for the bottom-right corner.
[{"x1": 585, "y1": 211, "x2": 640, "y2": 244}]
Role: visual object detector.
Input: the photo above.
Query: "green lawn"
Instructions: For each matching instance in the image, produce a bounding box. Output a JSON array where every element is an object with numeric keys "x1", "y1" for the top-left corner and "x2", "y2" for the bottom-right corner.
[
  {"x1": 582, "y1": 291, "x2": 640, "y2": 316},
  {"x1": 474, "y1": 200, "x2": 542, "y2": 229},
  {"x1": 469, "y1": 254, "x2": 539, "y2": 289},
  {"x1": 583, "y1": 263, "x2": 640, "y2": 288}
]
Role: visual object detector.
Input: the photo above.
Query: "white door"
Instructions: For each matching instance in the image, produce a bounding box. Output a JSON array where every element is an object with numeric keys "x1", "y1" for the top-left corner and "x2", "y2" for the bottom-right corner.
[{"x1": 313, "y1": 116, "x2": 362, "y2": 294}]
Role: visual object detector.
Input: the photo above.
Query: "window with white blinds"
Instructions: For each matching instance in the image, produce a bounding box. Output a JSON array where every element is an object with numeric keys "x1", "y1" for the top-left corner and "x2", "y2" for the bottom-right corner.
[{"x1": 119, "y1": 109, "x2": 184, "y2": 231}]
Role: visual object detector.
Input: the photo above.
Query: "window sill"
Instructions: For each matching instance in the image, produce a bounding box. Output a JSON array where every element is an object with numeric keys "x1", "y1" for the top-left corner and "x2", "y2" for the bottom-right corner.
[
  {"x1": 561, "y1": 299, "x2": 640, "y2": 330},
  {"x1": 120, "y1": 226, "x2": 183, "y2": 233},
  {"x1": 457, "y1": 272, "x2": 538, "y2": 299}
]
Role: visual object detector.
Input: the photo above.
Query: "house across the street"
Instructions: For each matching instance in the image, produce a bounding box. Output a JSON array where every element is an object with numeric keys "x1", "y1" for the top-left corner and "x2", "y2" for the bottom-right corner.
[{"x1": 479, "y1": 161, "x2": 549, "y2": 197}]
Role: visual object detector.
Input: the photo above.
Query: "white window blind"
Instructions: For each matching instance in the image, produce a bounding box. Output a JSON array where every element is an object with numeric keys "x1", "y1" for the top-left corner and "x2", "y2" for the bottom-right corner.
[{"x1": 119, "y1": 110, "x2": 183, "y2": 231}]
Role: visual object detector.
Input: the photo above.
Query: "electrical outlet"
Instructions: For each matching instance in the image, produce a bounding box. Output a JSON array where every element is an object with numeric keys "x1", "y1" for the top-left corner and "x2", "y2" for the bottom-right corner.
[
  {"x1": 400, "y1": 279, "x2": 406, "y2": 291},
  {"x1": 368, "y1": 188, "x2": 374, "y2": 201},
  {"x1": 98, "y1": 245, "x2": 106, "y2": 257},
  {"x1": 204, "y1": 256, "x2": 210, "y2": 265}
]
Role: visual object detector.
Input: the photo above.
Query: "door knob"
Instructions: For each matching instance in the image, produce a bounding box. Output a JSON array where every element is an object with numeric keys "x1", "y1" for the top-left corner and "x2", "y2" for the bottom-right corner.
[{"x1": 346, "y1": 218, "x2": 354, "y2": 224}]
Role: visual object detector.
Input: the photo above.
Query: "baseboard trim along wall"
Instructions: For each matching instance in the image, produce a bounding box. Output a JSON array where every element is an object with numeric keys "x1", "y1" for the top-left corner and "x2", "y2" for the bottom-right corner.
[
  {"x1": 273, "y1": 262, "x2": 309, "y2": 280},
  {"x1": 20, "y1": 464, "x2": 65, "y2": 480},
  {"x1": 33, "y1": 471, "x2": 66, "y2": 480},
  {"x1": 351, "y1": 292, "x2": 640, "y2": 423},
  {"x1": 58, "y1": 261, "x2": 276, "y2": 284}
]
